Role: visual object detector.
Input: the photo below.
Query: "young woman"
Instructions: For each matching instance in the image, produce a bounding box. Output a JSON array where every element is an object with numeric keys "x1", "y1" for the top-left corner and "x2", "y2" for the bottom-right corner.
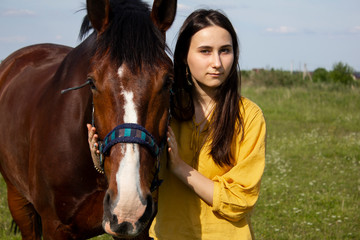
[{"x1": 88, "y1": 9, "x2": 266, "y2": 240}]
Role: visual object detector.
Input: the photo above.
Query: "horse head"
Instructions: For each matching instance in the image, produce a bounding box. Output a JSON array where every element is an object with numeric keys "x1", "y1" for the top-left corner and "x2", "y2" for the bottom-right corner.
[{"x1": 85, "y1": 0, "x2": 176, "y2": 237}]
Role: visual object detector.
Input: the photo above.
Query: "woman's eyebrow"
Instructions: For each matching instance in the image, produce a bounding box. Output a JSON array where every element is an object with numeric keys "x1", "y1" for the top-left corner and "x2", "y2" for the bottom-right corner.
[
  {"x1": 221, "y1": 44, "x2": 233, "y2": 48},
  {"x1": 197, "y1": 44, "x2": 233, "y2": 49},
  {"x1": 197, "y1": 45, "x2": 212, "y2": 49}
]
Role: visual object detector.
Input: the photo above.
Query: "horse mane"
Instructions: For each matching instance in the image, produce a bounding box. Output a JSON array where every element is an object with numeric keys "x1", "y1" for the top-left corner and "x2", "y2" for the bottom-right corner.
[{"x1": 79, "y1": 0, "x2": 171, "y2": 71}]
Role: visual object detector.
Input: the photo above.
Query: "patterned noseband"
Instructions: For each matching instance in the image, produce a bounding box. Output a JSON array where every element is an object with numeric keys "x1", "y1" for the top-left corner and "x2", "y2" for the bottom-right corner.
[
  {"x1": 61, "y1": 80, "x2": 168, "y2": 192},
  {"x1": 97, "y1": 123, "x2": 166, "y2": 192},
  {"x1": 99, "y1": 123, "x2": 160, "y2": 158}
]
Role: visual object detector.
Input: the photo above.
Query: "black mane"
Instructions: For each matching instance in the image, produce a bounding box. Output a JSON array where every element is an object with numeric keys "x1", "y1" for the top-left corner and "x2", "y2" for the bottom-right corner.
[{"x1": 79, "y1": 0, "x2": 170, "y2": 71}]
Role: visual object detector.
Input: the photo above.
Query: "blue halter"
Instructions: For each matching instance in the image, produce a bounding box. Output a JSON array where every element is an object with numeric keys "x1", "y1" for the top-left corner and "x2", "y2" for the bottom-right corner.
[
  {"x1": 99, "y1": 123, "x2": 160, "y2": 157},
  {"x1": 97, "y1": 123, "x2": 165, "y2": 192}
]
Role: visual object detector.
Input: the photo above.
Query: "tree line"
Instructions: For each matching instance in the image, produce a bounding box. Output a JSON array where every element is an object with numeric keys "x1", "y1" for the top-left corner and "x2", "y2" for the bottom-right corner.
[{"x1": 242, "y1": 62, "x2": 358, "y2": 87}]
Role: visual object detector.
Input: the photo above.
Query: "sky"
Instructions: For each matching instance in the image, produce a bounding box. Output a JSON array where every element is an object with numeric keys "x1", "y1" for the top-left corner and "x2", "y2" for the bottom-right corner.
[{"x1": 0, "y1": 0, "x2": 359, "y2": 71}]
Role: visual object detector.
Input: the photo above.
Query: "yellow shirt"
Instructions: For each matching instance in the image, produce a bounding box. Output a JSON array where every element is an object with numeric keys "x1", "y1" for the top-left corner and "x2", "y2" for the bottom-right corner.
[{"x1": 149, "y1": 97, "x2": 266, "y2": 240}]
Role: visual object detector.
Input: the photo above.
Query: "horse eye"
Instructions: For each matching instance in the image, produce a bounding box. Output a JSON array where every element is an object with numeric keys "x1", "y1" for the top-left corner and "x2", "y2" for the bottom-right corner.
[
  {"x1": 87, "y1": 77, "x2": 96, "y2": 90},
  {"x1": 163, "y1": 75, "x2": 174, "y2": 91}
]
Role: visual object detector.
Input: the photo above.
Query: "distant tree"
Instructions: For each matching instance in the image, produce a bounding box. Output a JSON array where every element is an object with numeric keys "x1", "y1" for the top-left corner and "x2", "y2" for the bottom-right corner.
[
  {"x1": 330, "y1": 62, "x2": 354, "y2": 85},
  {"x1": 241, "y1": 70, "x2": 250, "y2": 79},
  {"x1": 312, "y1": 68, "x2": 329, "y2": 82}
]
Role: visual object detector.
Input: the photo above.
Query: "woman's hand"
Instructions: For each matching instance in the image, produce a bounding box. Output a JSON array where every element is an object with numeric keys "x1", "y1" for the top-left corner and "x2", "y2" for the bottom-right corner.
[
  {"x1": 86, "y1": 124, "x2": 100, "y2": 162},
  {"x1": 166, "y1": 126, "x2": 183, "y2": 171},
  {"x1": 167, "y1": 126, "x2": 214, "y2": 206}
]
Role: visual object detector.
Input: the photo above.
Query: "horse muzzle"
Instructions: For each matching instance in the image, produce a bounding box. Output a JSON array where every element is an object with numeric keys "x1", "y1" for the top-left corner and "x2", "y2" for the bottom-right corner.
[
  {"x1": 98, "y1": 124, "x2": 164, "y2": 237},
  {"x1": 103, "y1": 192, "x2": 154, "y2": 237}
]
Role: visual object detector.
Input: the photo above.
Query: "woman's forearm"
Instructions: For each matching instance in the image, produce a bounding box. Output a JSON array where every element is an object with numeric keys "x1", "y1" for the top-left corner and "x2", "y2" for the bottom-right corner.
[{"x1": 170, "y1": 159, "x2": 214, "y2": 206}]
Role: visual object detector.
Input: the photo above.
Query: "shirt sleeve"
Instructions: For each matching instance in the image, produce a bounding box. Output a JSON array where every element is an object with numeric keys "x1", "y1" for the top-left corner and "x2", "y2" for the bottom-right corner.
[{"x1": 212, "y1": 102, "x2": 266, "y2": 222}]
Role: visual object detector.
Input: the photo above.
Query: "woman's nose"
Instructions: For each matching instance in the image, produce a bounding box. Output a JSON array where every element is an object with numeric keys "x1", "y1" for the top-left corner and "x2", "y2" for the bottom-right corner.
[{"x1": 211, "y1": 52, "x2": 222, "y2": 68}]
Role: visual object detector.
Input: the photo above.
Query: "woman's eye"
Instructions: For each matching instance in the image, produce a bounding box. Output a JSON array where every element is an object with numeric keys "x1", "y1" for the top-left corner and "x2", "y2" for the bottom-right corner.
[
  {"x1": 200, "y1": 50, "x2": 210, "y2": 54},
  {"x1": 220, "y1": 48, "x2": 231, "y2": 54}
]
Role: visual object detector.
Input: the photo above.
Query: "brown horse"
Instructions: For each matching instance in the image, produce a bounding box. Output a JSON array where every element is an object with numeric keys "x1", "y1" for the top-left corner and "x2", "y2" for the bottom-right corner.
[{"x1": 0, "y1": 0, "x2": 176, "y2": 239}]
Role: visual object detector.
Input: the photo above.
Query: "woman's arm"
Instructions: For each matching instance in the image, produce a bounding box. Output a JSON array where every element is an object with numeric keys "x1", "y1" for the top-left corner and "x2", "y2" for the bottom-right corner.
[{"x1": 167, "y1": 126, "x2": 214, "y2": 206}]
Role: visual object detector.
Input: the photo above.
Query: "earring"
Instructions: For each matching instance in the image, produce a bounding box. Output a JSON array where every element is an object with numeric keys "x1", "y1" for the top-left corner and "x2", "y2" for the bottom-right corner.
[{"x1": 186, "y1": 66, "x2": 193, "y2": 86}]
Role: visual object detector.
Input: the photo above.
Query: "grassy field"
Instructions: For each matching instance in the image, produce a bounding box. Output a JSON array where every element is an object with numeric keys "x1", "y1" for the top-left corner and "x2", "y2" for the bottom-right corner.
[
  {"x1": 245, "y1": 83, "x2": 360, "y2": 239},
  {"x1": 1, "y1": 82, "x2": 359, "y2": 239}
]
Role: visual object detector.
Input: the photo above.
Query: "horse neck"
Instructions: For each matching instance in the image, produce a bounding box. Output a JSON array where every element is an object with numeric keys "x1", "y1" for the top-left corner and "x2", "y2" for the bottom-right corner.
[{"x1": 58, "y1": 33, "x2": 97, "y2": 85}]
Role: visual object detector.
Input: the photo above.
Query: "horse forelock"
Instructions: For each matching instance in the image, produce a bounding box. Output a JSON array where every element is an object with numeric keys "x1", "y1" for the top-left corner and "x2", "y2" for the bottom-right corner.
[{"x1": 80, "y1": 0, "x2": 171, "y2": 72}]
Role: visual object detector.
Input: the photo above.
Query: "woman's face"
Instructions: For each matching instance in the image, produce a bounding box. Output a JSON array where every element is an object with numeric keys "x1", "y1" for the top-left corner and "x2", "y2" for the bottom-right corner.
[{"x1": 187, "y1": 26, "x2": 234, "y2": 94}]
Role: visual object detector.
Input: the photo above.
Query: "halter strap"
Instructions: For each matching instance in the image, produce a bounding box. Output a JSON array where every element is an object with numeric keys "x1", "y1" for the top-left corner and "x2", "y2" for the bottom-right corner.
[
  {"x1": 98, "y1": 123, "x2": 165, "y2": 192},
  {"x1": 61, "y1": 80, "x2": 91, "y2": 94},
  {"x1": 99, "y1": 123, "x2": 160, "y2": 157}
]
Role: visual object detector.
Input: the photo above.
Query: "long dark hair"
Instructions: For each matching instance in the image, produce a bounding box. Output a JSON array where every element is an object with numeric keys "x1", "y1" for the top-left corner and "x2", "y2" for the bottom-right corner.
[{"x1": 171, "y1": 9, "x2": 244, "y2": 167}]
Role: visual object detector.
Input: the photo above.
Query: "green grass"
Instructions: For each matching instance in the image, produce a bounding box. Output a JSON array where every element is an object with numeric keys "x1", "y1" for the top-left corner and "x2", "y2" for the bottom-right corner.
[
  {"x1": 243, "y1": 84, "x2": 360, "y2": 239},
  {"x1": 0, "y1": 176, "x2": 20, "y2": 239},
  {"x1": 1, "y1": 83, "x2": 359, "y2": 239}
]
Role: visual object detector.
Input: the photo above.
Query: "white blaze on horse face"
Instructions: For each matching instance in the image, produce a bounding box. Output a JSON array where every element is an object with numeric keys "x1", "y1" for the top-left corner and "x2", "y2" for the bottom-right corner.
[
  {"x1": 112, "y1": 88, "x2": 146, "y2": 224},
  {"x1": 122, "y1": 91, "x2": 137, "y2": 123},
  {"x1": 118, "y1": 66, "x2": 124, "y2": 80}
]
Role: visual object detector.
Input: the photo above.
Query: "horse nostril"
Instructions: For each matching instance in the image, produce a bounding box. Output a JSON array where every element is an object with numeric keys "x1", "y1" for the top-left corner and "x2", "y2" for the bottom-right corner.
[
  {"x1": 137, "y1": 195, "x2": 154, "y2": 224},
  {"x1": 111, "y1": 214, "x2": 118, "y2": 224},
  {"x1": 104, "y1": 192, "x2": 111, "y2": 205},
  {"x1": 103, "y1": 191, "x2": 113, "y2": 221}
]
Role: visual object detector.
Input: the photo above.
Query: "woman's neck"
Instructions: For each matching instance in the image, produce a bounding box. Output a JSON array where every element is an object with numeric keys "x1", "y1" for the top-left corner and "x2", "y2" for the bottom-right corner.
[{"x1": 193, "y1": 88, "x2": 216, "y2": 124}]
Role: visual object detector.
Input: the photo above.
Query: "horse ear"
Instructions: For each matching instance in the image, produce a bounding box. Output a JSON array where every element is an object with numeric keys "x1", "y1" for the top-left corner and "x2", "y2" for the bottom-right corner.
[
  {"x1": 151, "y1": 0, "x2": 177, "y2": 33},
  {"x1": 86, "y1": 0, "x2": 110, "y2": 33}
]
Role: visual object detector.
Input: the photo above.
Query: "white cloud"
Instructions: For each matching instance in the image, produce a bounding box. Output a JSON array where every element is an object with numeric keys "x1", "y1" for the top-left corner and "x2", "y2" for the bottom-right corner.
[
  {"x1": 0, "y1": 36, "x2": 27, "y2": 43},
  {"x1": 2, "y1": 9, "x2": 35, "y2": 17},
  {"x1": 350, "y1": 26, "x2": 360, "y2": 33},
  {"x1": 178, "y1": 4, "x2": 191, "y2": 11},
  {"x1": 266, "y1": 26, "x2": 297, "y2": 34}
]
